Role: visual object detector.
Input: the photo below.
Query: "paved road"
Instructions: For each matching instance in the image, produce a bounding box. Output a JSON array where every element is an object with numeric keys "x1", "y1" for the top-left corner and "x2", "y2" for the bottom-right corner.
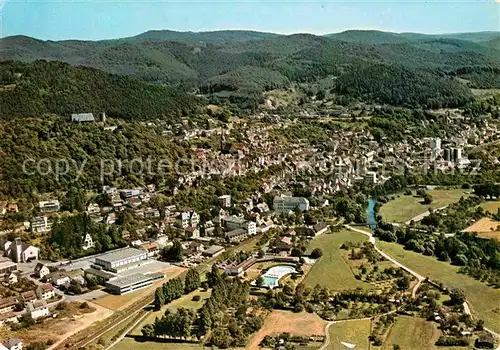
[{"x1": 345, "y1": 225, "x2": 424, "y2": 298}]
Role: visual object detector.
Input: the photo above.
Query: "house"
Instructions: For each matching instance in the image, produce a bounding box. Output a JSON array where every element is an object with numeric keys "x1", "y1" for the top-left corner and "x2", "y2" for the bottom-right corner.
[
  {"x1": 87, "y1": 203, "x2": 100, "y2": 215},
  {"x1": 21, "y1": 291, "x2": 36, "y2": 304},
  {"x1": 5, "y1": 204, "x2": 19, "y2": 214},
  {"x1": 218, "y1": 195, "x2": 231, "y2": 208},
  {"x1": 475, "y1": 333, "x2": 495, "y2": 349},
  {"x1": 222, "y1": 216, "x2": 257, "y2": 236},
  {"x1": 179, "y1": 210, "x2": 199, "y2": 228},
  {"x1": 0, "y1": 312, "x2": 19, "y2": 327},
  {"x1": 313, "y1": 222, "x2": 329, "y2": 236},
  {"x1": 38, "y1": 200, "x2": 60, "y2": 213},
  {"x1": 0, "y1": 297, "x2": 18, "y2": 314},
  {"x1": 225, "y1": 229, "x2": 248, "y2": 243},
  {"x1": 82, "y1": 233, "x2": 95, "y2": 250},
  {"x1": 6, "y1": 272, "x2": 18, "y2": 285},
  {"x1": 140, "y1": 242, "x2": 159, "y2": 257},
  {"x1": 1, "y1": 238, "x2": 39, "y2": 263},
  {"x1": 46, "y1": 271, "x2": 70, "y2": 287},
  {"x1": 202, "y1": 245, "x2": 225, "y2": 258},
  {"x1": 185, "y1": 226, "x2": 200, "y2": 239},
  {"x1": 37, "y1": 283, "x2": 56, "y2": 300},
  {"x1": 31, "y1": 216, "x2": 52, "y2": 233},
  {"x1": 0, "y1": 260, "x2": 17, "y2": 278},
  {"x1": 144, "y1": 208, "x2": 160, "y2": 219},
  {"x1": 1, "y1": 338, "x2": 22, "y2": 350},
  {"x1": 203, "y1": 220, "x2": 215, "y2": 236},
  {"x1": 26, "y1": 299, "x2": 50, "y2": 320},
  {"x1": 71, "y1": 112, "x2": 95, "y2": 122},
  {"x1": 34, "y1": 263, "x2": 50, "y2": 279}
]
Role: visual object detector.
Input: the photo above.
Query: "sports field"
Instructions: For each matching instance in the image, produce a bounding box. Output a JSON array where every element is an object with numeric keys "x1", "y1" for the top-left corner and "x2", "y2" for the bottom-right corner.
[
  {"x1": 303, "y1": 230, "x2": 371, "y2": 291},
  {"x1": 377, "y1": 241, "x2": 500, "y2": 334},
  {"x1": 379, "y1": 189, "x2": 468, "y2": 223},
  {"x1": 327, "y1": 319, "x2": 371, "y2": 350},
  {"x1": 464, "y1": 217, "x2": 500, "y2": 240}
]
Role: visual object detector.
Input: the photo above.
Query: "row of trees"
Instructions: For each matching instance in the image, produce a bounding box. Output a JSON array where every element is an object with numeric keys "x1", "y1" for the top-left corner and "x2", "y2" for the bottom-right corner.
[{"x1": 153, "y1": 268, "x2": 201, "y2": 310}]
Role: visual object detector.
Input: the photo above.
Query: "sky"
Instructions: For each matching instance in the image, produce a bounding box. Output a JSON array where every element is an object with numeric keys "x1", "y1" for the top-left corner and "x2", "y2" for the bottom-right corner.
[{"x1": 0, "y1": 0, "x2": 499, "y2": 40}]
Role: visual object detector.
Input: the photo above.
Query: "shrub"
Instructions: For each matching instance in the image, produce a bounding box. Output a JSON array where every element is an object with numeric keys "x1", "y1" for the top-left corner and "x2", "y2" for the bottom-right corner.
[
  {"x1": 310, "y1": 248, "x2": 323, "y2": 259},
  {"x1": 192, "y1": 295, "x2": 201, "y2": 301}
]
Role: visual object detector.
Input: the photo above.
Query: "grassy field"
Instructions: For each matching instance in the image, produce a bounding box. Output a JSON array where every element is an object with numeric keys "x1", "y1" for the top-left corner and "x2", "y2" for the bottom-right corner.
[
  {"x1": 377, "y1": 241, "x2": 500, "y2": 333},
  {"x1": 327, "y1": 319, "x2": 371, "y2": 350},
  {"x1": 303, "y1": 230, "x2": 371, "y2": 291},
  {"x1": 113, "y1": 338, "x2": 201, "y2": 350},
  {"x1": 129, "y1": 289, "x2": 211, "y2": 337},
  {"x1": 480, "y1": 200, "x2": 500, "y2": 214},
  {"x1": 379, "y1": 188, "x2": 469, "y2": 223},
  {"x1": 380, "y1": 316, "x2": 470, "y2": 350}
]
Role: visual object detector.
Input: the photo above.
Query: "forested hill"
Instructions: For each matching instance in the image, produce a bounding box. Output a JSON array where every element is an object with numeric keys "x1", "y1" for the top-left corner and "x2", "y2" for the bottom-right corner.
[
  {"x1": 0, "y1": 60, "x2": 201, "y2": 120},
  {"x1": 1, "y1": 29, "x2": 499, "y2": 110}
]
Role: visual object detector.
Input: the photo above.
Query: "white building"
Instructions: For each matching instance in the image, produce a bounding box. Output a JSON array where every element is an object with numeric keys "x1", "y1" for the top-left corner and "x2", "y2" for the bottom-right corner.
[
  {"x1": 222, "y1": 216, "x2": 256, "y2": 236},
  {"x1": 34, "y1": 263, "x2": 50, "y2": 279},
  {"x1": 71, "y1": 113, "x2": 95, "y2": 122},
  {"x1": 31, "y1": 216, "x2": 52, "y2": 233},
  {"x1": 95, "y1": 248, "x2": 148, "y2": 273},
  {"x1": 1, "y1": 338, "x2": 22, "y2": 350},
  {"x1": 218, "y1": 195, "x2": 231, "y2": 208},
  {"x1": 82, "y1": 234, "x2": 95, "y2": 250},
  {"x1": 364, "y1": 171, "x2": 378, "y2": 184},
  {"x1": 26, "y1": 300, "x2": 50, "y2": 320},
  {"x1": 37, "y1": 284, "x2": 56, "y2": 300},
  {"x1": 273, "y1": 196, "x2": 310, "y2": 214},
  {"x1": 38, "y1": 200, "x2": 60, "y2": 213},
  {"x1": 179, "y1": 210, "x2": 199, "y2": 228},
  {"x1": 1, "y1": 238, "x2": 39, "y2": 263}
]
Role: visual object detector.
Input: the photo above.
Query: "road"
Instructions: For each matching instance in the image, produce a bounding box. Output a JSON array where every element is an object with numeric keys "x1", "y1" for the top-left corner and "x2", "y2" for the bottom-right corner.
[
  {"x1": 104, "y1": 311, "x2": 149, "y2": 350},
  {"x1": 345, "y1": 225, "x2": 424, "y2": 298},
  {"x1": 404, "y1": 205, "x2": 448, "y2": 225},
  {"x1": 319, "y1": 311, "x2": 397, "y2": 350}
]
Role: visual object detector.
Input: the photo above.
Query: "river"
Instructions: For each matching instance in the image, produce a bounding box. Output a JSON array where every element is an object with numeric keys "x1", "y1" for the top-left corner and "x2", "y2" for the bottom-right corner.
[{"x1": 366, "y1": 198, "x2": 377, "y2": 229}]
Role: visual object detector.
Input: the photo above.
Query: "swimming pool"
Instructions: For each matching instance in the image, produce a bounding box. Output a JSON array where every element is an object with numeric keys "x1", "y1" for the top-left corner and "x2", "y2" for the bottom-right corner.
[{"x1": 259, "y1": 265, "x2": 297, "y2": 289}]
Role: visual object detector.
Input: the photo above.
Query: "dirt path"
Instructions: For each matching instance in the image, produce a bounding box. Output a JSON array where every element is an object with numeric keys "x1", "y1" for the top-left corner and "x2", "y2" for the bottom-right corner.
[{"x1": 404, "y1": 205, "x2": 448, "y2": 225}]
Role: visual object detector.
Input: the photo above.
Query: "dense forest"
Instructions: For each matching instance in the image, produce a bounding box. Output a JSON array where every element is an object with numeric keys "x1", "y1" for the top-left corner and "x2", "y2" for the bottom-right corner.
[
  {"x1": 0, "y1": 60, "x2": 201, "y2": 120},
  {"x1": 1, "y1": 30, "x2": 499, "y2": 110}
]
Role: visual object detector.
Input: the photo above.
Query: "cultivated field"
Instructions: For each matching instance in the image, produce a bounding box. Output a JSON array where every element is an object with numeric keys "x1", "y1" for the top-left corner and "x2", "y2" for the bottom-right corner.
[
  {"x1": 377, "y1": 241, "x2": 500, "y2": 334},
  {"x1": 327, "y1": 319, "x2": 371, "y2": 350},
  {"x1": 464, "y1": 217, "x2": 500, "y2": 240},
  {"x1": 379, "y1": 188, "x2": 469, "y2": 223},
  {"x1": 93, "y1": 265, "x2": 186, "y2": 310},
  {"x1": 303, "y1": 230, "x2": 371, "y2": 291},
  {"x1": 247, "y1": 310, "x2": 326, "y2": 350},
  {"x1": 480, "y1": 200, "x2": 500, "y2": 214}
]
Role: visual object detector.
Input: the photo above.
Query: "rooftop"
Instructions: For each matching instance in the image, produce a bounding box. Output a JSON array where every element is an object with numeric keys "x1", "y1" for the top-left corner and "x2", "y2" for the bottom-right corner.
[
  {"x1": 96, "y1": 248, "x2": 146, "y2": 264},
  {"x1": 106, "y1": 273, "x2": 152, "y2": 288},
  {"x1": 203, "y1": 245, "x2": 225, "y2": 255}
]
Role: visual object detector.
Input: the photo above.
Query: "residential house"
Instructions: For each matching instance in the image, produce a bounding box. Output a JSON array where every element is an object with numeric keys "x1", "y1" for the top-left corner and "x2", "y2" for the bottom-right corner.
[
  {"x1": 21, "y1": 291, "x2": 37, "y2": 304},
  {"x1": 0, "y1": 312, "x2": 19, "y2": 327},
  {"x1": 0, "y1": 297, "x2": 18, "y2": 314},
  {"x1": 6, "y1": 272, "x2": 17, "y2": 285},
  {"x1": 71, "y1": 112, "x2": 95, "y2": 122},
  {"x1": 37, "y1": 283, "x2": 56, "y2": 300},
  {"x1": 144, "y1": 208, "x2": 160, "y2": 219},
  {"x1": 203, "y1": 220, "x2": 215, "y2": 236},
  {"x1": 87, "y1": 203, "x2": 100, "y2": 215},
  {"x1": 218, "y1": 195, "x2": 231, "y2": 208},
  {"x1": 225, "y1": 229, "x2": 248, "y2": 243},
  {"x1": 1, "y1": 338, "x2": 22, "y2": 350},
  {"x1": 179, "y1": 210, "x2": 199, "y2": 228},
  {"x1": 34, "y1": 263, "x2": 50, "y2": 279},
  {"x1": 222, "y1": 216, "x2": 256, "y2": 236},
  {"x1": 313, "y1": 222, "x2": 329, "y2": 236},
  {"x1": 0, "y1": 260, "x2": 17, "y2": 278},
  {"x1": 141, "y1": 242, "x2": 159, "y2": 257},
  {"x1": 38, "y1": 200, "x2": 60, "y2": 213},
  {"x1": 46, "y1": 271, "x2": 70, "y2": 287},
  {"x1": 82, "y1": 233, "x2": 95, "y2": 250},
  {"x1": 185, "y1": 226, "x2": 200, "y2": 239},
  {"x1": 31, "y1": 216, "x2": 52, "y2": 233},
  {"x1": 26, "y1": 299, "x2": 50, "y2": 320}
]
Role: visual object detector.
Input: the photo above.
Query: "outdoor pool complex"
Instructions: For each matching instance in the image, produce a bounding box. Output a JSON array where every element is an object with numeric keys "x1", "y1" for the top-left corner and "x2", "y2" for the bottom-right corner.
[{"x1": 260, "y1": 265, "x2": 297, "y2": 289}]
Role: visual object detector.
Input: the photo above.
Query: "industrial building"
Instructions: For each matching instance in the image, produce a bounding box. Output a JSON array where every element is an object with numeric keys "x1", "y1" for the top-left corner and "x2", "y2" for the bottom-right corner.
[
  {"x1": 94, "y1": 248, "x2": 148, "y2": 273},
  {"x1": 105, "y1": 273, "x2": 153, "y2": 295}
]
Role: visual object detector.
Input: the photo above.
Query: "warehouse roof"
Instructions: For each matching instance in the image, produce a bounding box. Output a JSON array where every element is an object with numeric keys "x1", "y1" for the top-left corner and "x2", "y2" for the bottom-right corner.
[
  {"x1": 96, "y1": 248, "x2": 146, "y2": 264},
  {"x1": 106, "y1": 273, "x2": 152, "y2": 288}
]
